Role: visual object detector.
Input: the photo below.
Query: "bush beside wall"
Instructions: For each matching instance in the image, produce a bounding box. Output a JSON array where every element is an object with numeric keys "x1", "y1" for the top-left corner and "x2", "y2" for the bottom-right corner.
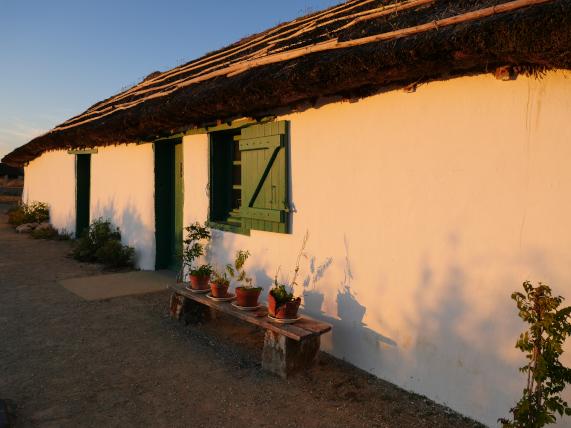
[
  {"x1": 72, "y1": 219, "x2": 134, "y2": 269},
  {"x1": 8, "y1": 201, "x2": 49, "y2": 226}
]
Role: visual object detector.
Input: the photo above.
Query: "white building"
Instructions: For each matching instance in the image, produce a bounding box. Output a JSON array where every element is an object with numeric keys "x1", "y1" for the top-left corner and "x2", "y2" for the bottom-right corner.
[{"x1": 4, "y1": 1, "x2": 571, "y2": 425}]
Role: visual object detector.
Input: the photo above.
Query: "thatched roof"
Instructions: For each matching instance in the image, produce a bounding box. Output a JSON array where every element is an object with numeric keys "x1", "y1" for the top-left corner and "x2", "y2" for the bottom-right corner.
[
  {"x1": 0, "y1": 163, "x2": 23, "y2": 178},
  {"x1": 4, "y1": 0, "x2": 570, "y2": 166}
]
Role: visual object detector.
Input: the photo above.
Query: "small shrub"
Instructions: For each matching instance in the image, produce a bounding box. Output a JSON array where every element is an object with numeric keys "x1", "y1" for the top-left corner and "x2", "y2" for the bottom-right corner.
[
  {"x1": 24, "y1": 201, "x2": 49, "y2": 223},
  {"x1": 31, "y1": 225, "x2": 58, "y2": 240},
  {"x1": 8, "y1": 201, "x2": 49, "y2": 226},
  {"x1": 8, "y1": 206, "x2": 25, "y2": 225},
  {"x1": 72, "y1": 219, "x2": 120, "y2": 262},
  {"x1": 72, "y1": 218, "x2": 134, "y2": 269},
  {"x1": 30, "y1": 225, "x2": 71, "y2": 241},
  {"x1": 94, "y1": 240, "x2": 134, "y2": 269}
]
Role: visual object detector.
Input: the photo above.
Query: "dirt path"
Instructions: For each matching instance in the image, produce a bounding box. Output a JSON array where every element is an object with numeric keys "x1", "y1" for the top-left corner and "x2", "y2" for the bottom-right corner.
[{"x1": 0, "y1": 204, "x2": 483, "y2": 428}]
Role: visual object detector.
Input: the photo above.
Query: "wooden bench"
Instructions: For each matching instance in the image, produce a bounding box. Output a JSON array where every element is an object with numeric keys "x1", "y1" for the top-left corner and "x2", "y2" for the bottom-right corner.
[{"x1": 169, "y1": 284, "x2": 332, "y2": 378}]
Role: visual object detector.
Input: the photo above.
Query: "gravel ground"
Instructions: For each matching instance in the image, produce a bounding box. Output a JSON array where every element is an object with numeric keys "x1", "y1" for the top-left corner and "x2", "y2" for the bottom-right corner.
[{"x1": 0, "y1": 203, "x2": 484, "y2": 428}]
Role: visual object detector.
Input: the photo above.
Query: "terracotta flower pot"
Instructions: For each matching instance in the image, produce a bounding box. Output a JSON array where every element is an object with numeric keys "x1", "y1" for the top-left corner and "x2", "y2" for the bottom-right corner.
[
  {"x1": 235, "y1": 287, "x2": 262, "y2": 307},
  {"x1": 189, "y1": 274, "x2": 211, "y2": 290},
  {"x1": 268, "y1": 293, "x2": 301, "y2": 319},
  {"x1": 210, "y1": 282, "x2": 229, "y2": 298}
]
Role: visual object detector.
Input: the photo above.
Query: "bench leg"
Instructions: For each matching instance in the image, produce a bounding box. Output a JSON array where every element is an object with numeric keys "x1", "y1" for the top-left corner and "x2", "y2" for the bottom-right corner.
[
  {"x1": 262, "y1": 330, "x2": 320, "y2": 378},
  {"x1": 169, "y1": 293, "x2": 214, "y2": 324}
]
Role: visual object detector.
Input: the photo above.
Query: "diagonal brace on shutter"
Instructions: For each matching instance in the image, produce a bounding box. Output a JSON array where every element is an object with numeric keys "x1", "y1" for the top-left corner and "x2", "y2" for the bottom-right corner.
[{"x1": 239, "y1": 135, "x2": 285, "y2": 223}]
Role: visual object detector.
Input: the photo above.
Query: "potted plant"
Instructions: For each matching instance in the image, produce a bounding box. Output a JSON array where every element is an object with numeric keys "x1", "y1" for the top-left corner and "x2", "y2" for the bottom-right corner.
[
  {"x1": 228, "y1": 250, "x2": 261, "y2": 308},
  {"x1": 268, "y1": 283, "x2": 301, "y2": 319},
  {"x1": 182, "y1": 222, "x2": 213, "y2": 291},
  {"x1": 189, "y1": 265, "x2": 214, "y2": 290},
  {"x1": 209, "y1": 270, "x2": 230, "y2": 298},
  {"x1": 268, "y1": 232, "x2": 308, "y2": 320}
]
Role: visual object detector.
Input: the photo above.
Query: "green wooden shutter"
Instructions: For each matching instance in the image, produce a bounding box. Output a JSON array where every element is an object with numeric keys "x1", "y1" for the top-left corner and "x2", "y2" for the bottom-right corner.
[{"x1": 239, "y1": 121, "x2": 289, "y2": 234}]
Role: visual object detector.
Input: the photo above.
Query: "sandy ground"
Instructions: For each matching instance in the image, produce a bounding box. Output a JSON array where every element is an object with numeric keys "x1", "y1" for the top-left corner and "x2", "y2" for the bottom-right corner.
[{"x1": 0, "y1": 203, "x2": 483, "y2": 428}]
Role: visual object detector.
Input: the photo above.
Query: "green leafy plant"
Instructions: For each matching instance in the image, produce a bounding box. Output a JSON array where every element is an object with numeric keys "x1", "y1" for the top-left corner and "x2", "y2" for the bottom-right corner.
[
  {"x1": 500, "y1": 281, "x2": 571, "y2": 428},
  {"x1": 226, "y1": 250, "x2": 255, "y2": 289},
  {"x1": 8, "y1": 201, "x2": 49, "y2": 226},
  {"x1": 72, "y1": 218, "x2": 134, "y2": 269},
  {"x1": 270, "y1": 283, "x2": 295, "y2": 305},
  {"x1": 182, "y1": 222, "x2": 212, "y2": 277},
  {"x1": 211, "y1": 270, "x2": 230, "y2": 287},
  {"x1": 94, "y1": 239, "x2": 135, "y2": 269},
  {"x1": 26, "y1": 201, "x2": 49, "y2": 223},
  {"x1": 190, "y1": 264, "x2": 214, "y2": 277}
]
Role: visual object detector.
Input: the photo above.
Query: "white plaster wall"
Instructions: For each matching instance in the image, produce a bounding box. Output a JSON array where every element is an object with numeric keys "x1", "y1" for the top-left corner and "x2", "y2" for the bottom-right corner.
[
  {"x1": 183, "y1": 70, "x2": 571, "y2": 427},
  {"x1": 90, "y1": 144, "x2": 156, "y2": 270},
  {"x1": 22, "y1": 150, "x2": 76, "y2": 233}
]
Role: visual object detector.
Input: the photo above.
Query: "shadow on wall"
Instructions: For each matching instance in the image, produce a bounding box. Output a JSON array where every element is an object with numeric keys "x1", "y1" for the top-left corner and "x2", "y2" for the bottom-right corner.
[
  {"x1": 208, "y1": 229, "x2": 399, "y2": 371},
  {"x1": 200, "y1": 225, "x2": 569, "y2": 425},
  {"x1": 296, "y1": 231, "x2": 538, "y2": 425},
  {"x1": 50, "y1": 208, "x2": 75, "y2": 236},
  {"x1": 92, "y1": 200, "x2": 154, "y2": 269},
  {"x1": 207, "y1": 230, "x2": 275, "y2": 292},
  {"x1": 396, "y1": 232, "x2": 526, "y2": 423},
  {"x1": 301, "y1": 235, "x2": 398, "y2": 374}
]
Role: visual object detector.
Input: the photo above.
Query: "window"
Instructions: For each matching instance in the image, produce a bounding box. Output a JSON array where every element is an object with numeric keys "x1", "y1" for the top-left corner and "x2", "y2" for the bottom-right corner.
[{"x1": 209, "y1": 121, "x2": 290, "y2": 234}]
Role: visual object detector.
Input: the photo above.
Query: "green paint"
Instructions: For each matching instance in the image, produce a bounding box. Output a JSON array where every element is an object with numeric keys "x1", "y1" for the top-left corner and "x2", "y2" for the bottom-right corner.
[
  {"x1": 154, "y1": 139, "x2": 184, "y2": 270},
  {"x1": 75, "y1": 154, "x2": 91, "y2": 238},
  {"x1": 239, "y1": 121, "x2": 289, "y2": 234},
  {"x1": 68, "y1": 149, "x2": 98, "y2": 155},
  {"x1": 173, "y1": 143, "x2": 184, "y2": 268},
  {"x1": 209, "y1": 129, "x2": 242, "y2": 233},
  {"x1": 208, "y1": 120, "x2": 289, "y2": 235}
]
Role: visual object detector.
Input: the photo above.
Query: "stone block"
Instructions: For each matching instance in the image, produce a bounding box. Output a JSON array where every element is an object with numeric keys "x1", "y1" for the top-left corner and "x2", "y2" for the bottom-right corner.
[
  {"x1": 15, "y1": 223, "x2": 38, "y2": 233},
  {"x1": 262, "y1": 330, "x2": 320, "y2": 378},
  {"x1": 169, "y1": 293, "x2": 213, "y2": 325}
]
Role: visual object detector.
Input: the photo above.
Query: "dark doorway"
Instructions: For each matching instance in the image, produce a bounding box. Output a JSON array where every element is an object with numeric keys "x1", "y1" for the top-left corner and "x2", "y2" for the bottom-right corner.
[
  {"x1": 154, "y1": 139, "x2": 184, "y2": 270},
  {"x1": 75, "y1": 154, "x2": 91, "y2": 238}
]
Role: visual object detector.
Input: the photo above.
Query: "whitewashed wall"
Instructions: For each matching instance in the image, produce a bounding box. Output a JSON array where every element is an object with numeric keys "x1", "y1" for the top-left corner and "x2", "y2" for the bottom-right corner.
[
  {"x1": 183, "y1": 70, "x2": 571, "y2": 427},
  {"x1": 90, "y1": 144, "x2": 156, "y2": 270},
  {"x1": 22, "y1": 70, "x2": 571, "y2": 426},
  {"x1": 23, "y1": 150, "x2": 76, "y2": 233}
]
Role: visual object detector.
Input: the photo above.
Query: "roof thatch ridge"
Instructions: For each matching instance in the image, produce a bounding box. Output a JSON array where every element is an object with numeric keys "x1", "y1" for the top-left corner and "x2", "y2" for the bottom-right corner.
[{"x1": 3, "y1": 0, "x2": 570, "y2": 166}]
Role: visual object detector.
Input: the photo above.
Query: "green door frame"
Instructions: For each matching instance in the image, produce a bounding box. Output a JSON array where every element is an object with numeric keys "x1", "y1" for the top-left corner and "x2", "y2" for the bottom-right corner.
[
  {"x1": 154, "y1": 139, "x2": 184, "y2": 270},
  {"x1": 75, "y1": 154, "x2": 91, "y2": 238}
]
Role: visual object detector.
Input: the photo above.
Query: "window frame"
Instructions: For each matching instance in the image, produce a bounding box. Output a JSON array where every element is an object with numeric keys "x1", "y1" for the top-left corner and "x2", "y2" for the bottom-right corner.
[
  {"x1": 208, "y1": 128, "x2": 248, "y2": 235},
  {"x1": 207, "y1": 120, "x2": 290, "y2": 236}
]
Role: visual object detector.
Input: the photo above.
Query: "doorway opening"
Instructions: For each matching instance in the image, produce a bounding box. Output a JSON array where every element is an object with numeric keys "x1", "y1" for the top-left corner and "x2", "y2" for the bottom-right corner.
[
  {"x1": 154, "y1": 139, "x2": 184, "y2": 270},
  {"x1": 75, "y1": 154, "x2": 91, "y2": 238}
]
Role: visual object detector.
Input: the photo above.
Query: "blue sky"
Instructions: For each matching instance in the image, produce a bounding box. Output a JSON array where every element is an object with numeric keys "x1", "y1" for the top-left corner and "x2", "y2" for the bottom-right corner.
[{"x1": 0, "y1": 0, "x2": 341, "y2": 160}]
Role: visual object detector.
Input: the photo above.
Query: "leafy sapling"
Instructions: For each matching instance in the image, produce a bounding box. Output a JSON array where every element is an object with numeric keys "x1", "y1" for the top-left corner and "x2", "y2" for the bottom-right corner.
[
  {"x1": 182, "y1": 222, "x2": 213, "y2": 278},
  {"x1": 500, "y1": 281, "x2": 571, "y2": 428},
  {"x1": 227, "y1": 250, "x2": 256, "y2": 289},
  {"x1": 230, "y1": 250, "x2": 261, "y2": 307}
]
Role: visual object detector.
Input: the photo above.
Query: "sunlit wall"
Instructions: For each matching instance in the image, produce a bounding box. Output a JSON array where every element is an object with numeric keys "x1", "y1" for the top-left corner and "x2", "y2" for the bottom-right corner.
[
  {"x1": 184, "y1": 70, "x2": 571, "y2": 427},
  {"x1": 23, "y1": 150, "x2": 76, "y2": 233},
  {"x1": 90, "y1": 144, "x2": 156, "y2": 270}
]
